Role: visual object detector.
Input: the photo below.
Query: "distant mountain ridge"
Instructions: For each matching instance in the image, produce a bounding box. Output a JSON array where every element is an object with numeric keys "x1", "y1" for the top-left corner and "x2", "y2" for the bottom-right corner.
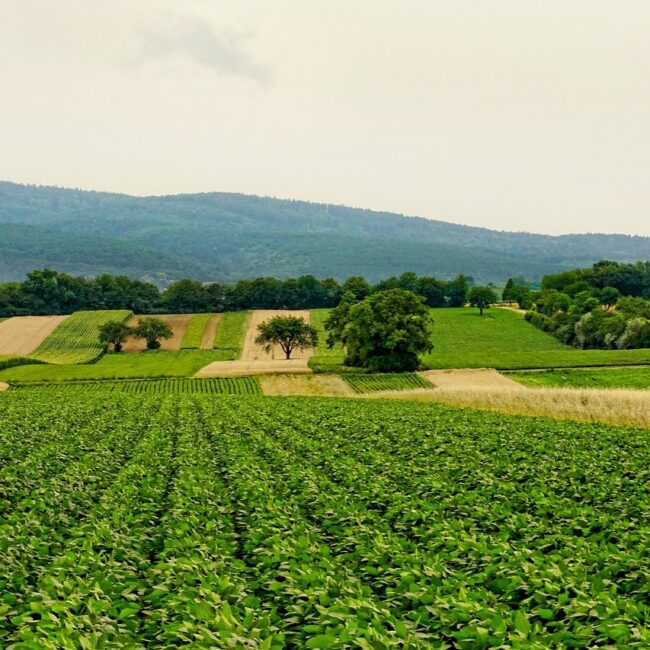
[{"x1": 1, "y1": 180, "x2": 648, "y2": 285}]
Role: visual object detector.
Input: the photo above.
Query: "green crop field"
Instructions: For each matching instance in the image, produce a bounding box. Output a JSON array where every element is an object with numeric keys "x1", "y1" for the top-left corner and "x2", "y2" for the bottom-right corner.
[
  {"x1": 0, "y1": 389, "x2": 648, "y2": 647},
  {"x1": 510, "y1": 366, "x2": 650, "y2": 390},
  {"x1": 0, "y1": 350, "x2": 229, "y2": 384},
  {"x1": 30, "y1": 310, "x2": 132, "y2": 364},
  {"x1": 180, "y1": 313, "x2": 214, "y2": 349},
  {"x1": 13, "y1": 376, "x2": 261, "y2": 395},
  {"x1": 344, "y1": 372, "x2": 432, "y2": 393},
  {"x1": 213, "y1": 311, "x2": 249, "y2": 357},
  {"x1": 0, "y1": 355, "x2": 42, "y2": 372},
  {"x1": 309, "y1": 308, "x2": 346, "y2": 372},
  {"x1": 422, "y1": 308, "x2": 650, "y2": 370}
]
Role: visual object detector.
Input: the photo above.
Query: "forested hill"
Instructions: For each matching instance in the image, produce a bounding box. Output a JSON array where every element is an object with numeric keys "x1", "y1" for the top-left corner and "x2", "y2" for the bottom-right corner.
[{"x1": 2, "y1": 181, "x2": 648, "y2": 286}]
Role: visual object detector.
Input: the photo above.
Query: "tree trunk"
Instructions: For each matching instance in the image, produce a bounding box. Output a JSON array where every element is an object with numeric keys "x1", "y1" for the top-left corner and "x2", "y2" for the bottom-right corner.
[
  {"x1": 480, "y1": 306, "x2": 484, "y2": 316},
  {"x1": 114, "y1": 342, "x2": 122, "y2": 353}
]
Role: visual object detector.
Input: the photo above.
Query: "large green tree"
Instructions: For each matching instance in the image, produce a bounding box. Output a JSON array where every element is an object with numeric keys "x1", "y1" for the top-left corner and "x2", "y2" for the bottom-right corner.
[
  {"x1": 133, "y1": 317, "x2": 173, "y2": 350},
  {"x1": 468, "y1": 286, "x2": 497, "y2": 316},
  {"x1": 255, "y1": 315, "x2": 318, "y2": 359},
  {"x1": 327, "y1": 289, "x2": 433, "y2": 372},
  {"x1": 98, "y1": 320, "x2": 133, "y2": 353}
]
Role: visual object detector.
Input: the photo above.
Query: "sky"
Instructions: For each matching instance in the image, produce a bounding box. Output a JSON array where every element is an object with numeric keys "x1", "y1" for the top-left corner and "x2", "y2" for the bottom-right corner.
[{"x1": 1, "y1": 0, "x2": 649, "y2": 236}]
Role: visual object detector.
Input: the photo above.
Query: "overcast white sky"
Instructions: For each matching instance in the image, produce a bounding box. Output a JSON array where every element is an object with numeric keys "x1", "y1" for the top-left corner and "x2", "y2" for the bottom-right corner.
[{"x1": 1, "y1": 1, "x2": 649, "y2": 235}]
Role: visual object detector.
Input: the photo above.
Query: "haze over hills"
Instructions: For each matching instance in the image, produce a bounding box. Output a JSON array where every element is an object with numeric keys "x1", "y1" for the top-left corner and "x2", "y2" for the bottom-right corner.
[{"x1": 1, "y1": 181, "x2": 648, "y2": 286}]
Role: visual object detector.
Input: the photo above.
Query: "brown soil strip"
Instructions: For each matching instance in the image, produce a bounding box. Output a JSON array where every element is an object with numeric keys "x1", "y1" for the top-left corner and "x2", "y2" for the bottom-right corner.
[
  {"x1": 420, "y1": 368, "x2": 524, "y2": 391},
  {"x1": 0, "y1": 315, "x2": 69, "y2": 356},
  {"x1": 0, "y1": 382, "x2": 9, "y2": 392},
  {"x1": 260, "y1": 374, "x2": 354, "y2": 397},
  {"x1": 200, "y1": 314, "x2": 222, "y2": 350},
  {"x1": 122, "y1": 315, "x2": 194, "y2": 352},
  {"x1": 197, "y1": 310, "x2": 313, "y2": 377}
]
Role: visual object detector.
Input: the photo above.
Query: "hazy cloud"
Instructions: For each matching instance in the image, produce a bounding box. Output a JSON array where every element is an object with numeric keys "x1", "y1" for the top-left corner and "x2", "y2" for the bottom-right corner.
[{"x1": 134, "y1": 15, "x2": 272, "y2": 83}]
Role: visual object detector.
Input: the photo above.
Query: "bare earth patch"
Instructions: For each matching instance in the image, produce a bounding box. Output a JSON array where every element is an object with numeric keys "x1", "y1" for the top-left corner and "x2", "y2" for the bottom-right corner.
[
  {"x1": 420, "y1": 368, "x2": 524, "y2": 391},
  {"x1": 200, "y1": 314, "x2": 222, "y2": 350},
  {"x1": 0, "y1": 382, "x2": 9, "y2": 392},
  {"x1": 122, "y1": 315, "x2": 194, "y2": 352},
  {"x1": 0, "y1": 315, "x2": 69, "y2": 356},
  {"x1": 197, "y1": 310, "x2": 313, "y2": 377},
  {"x1": 260, "y1": 374, "x2": 354, "y2": 397}
]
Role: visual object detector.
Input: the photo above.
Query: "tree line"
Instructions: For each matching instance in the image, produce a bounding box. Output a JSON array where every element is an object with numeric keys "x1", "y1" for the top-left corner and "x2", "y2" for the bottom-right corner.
[
  {"x1": 522, "y1": 261, "x2": 650, "y2": 349},
  {"x1": 0, "y1": 269, "x2": 472, "y2": 317}
]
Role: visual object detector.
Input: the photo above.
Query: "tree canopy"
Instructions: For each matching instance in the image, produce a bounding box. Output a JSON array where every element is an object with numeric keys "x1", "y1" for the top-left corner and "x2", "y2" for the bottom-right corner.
[
  {"x1": 326, "y1": 289, "x2": 433, "y2": 372},
  {"x1": 98, "y1": 320, "x2": 133, "y2": 353},
  {"x1": 133, "y1": 317, "x2": 173, "y2": 350},
  {"x1": 468, "y1": 286, "x2": 497, "y2": 316},
  {"x1": 254, "y1": 316, "x2": 318, "y2": 360}
]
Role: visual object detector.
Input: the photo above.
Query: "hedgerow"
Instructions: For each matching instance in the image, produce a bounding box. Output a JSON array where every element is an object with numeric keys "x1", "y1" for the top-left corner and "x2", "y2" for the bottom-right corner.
[{"x1": 0, "y1": 391, "x2": 648, "y2": 647}]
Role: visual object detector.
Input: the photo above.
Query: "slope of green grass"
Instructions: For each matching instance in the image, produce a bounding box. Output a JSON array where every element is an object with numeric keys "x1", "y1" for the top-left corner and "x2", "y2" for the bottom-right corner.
[
  {"x1": 31, "y1": 310, "x2": 132, "y2": 364},
  {"x1": 510, "y1": 366, "x2": 650, "y2": 390},
  {"x1": 344, "y1": 373, "x2": 432, "y2": 393},
  {"x1": 180, "y1": 313, "x2": 213, "y2": 349},
  {"x1": 213, "y1": 311, "x2": 249, "y2": 358},
  {"x1": 309, "y1": 308, "x2": 346, "y2": 372},
  {"x1": 422, "y1": 308, "x2": 650, "y2": 369},
  {"x1": 0, "y1": 350, "x2": 229, "y2": 383}
]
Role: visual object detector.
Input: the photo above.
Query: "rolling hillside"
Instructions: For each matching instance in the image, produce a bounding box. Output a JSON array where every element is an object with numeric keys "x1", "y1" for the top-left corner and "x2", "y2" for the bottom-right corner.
[{"x1": 1, "y1": 181, "x2": 648, "y2": 285}]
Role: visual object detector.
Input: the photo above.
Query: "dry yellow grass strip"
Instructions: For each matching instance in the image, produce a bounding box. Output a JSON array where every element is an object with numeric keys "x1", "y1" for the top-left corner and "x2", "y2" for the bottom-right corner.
[
  {"x1": 0, "y1": 315, "x2": 69, "y2": 355},
  {"x1": 383, "y1": 386, "x2": 650, "y2": 429},
  {"x1": 122, "y1": 315, "x2": 194, "y2": 352},
  {"x1": 420, "y1": 368, "x2": 523, "y2": 390},
  {"x1": 200, "y1": 314, "x2": 222, "y2": 350},
  {"x1": 260, "y1": 374, "x2": 354, "y2": 397}
]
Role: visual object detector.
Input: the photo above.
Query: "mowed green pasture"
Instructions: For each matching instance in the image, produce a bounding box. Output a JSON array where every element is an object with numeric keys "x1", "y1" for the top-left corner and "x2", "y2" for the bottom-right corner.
[
  {"x1": 0, "y1": 389, "x2": 648, "y2": 647},
  {"x1": 0, "y1": 350, "x2": 229, "y2": 383},
  {"x1": 31, "y1": 310, "x2": 132, "y2": 364},
  {"x1": 309, "y1": 308, "x2": 346, "y2": 372},
  {"x1": 511, "y1": 366, "x2": 650, "y2": 390},
  {"x1": 421, "y1": 308, "x2": 650, "y2": 369},
  {"x1": 213, "y1": 311, "x2": 249, "y2": 356}
]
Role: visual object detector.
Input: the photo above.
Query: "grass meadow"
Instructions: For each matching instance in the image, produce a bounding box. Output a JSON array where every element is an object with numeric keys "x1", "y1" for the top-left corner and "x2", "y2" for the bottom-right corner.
[{"x1": 510, "y1": 366, "x2": 650, "y2": 390}]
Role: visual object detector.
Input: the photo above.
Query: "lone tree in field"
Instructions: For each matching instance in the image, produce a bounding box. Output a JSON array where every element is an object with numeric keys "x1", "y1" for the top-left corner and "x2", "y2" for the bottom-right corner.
[
  {"x1": 326, "y1": 288, "x2": 433, "y2": 372},
  {"x1": 133, "y1": 317, "x2": 173, "y2": 350},
  {"x1": 255, "y1": 315, "x2": 318, "y2": 360},
  {"x1": 468, "y1": 285, "x2": 497, "y2": 316},
  {"x1": 98, "y1": 320, "x2": 133, "y2": 353}
]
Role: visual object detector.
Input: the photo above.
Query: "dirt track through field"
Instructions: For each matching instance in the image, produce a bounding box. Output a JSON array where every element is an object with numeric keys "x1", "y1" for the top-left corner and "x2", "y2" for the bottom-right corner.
[
  {"x1": 197, "y1": 310, "x2": 313, "y2": 377},
  {"x1": 122, "y1": 315, "x2": 193, "y2": 352},
  {"x1": 200, "y1": 314, "x2": 222, "y2": 349},
  {"x1": 421, "y1": 368, "x2": 524, "y2": 391},
  {"x1": 0, "y1": 315, "x2": 68, "y2": 355}
]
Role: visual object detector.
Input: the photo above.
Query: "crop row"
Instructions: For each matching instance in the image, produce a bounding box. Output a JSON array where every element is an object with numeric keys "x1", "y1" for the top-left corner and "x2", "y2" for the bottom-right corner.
[
  {"x1": 1, "y1": 389, "x2": 648, "y2": 647},
  {"x1": 13, "y1": 376, "x2": 262, "y2": 395},
  {"x1": 344, "y1": 372, "x2": 432, "y2": 393},
  {"x1": 31, "y1": 310, "x2": 132, "y2": 364}
]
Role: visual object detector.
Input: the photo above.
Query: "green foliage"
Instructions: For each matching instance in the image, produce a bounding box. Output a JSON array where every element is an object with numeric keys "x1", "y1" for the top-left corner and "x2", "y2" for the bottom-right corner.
[
  {"x1": 467, "y1": 285, "x2": 498, "y2": 315},
  {"x1": 133, "y1": 317, "x2": 173, "y2": 350},
  {"x1": 0, "y1": 350, "x2": 228, "y2": 383},
  {"x1": 98, "y1": 319, "x2": 133, "y2": 353},
  {"x1": 180, "y1": 313, "x2": 214, "y2": 349},
  {"x1": 422, "y1": 308, "x2": 650, "y2": 369},
  {"x1": 510, "y1": 366, "x2": 650, "y2": 390},
  {"x1": 15, "y1": 377, "x2": 261, "y2": 395},
  {"x1": 308, "y1": 309, "x2": 346, "y2": 373},
  {"x1": 8, "y1": 182, "x2": 650, "y2": 285},
  {"x1": 255, "y1": 315, "x2": 318, "y2": 359},
  {"x1": 213, "y1": 311, "x2": 249, "y2": 357},
  {"x1": 0, "y1": 355, "x2": 43, "y2": 372},
  {"x1": 31, "y1": 310, "x2": 132, "y2": 363},
  {"x1": 0, "y1": 391, "x2": 649, "y2": 647},
  {"x1": 344, "y1": 373, "x2": 432, "y2": 393},
  {"x1": 327, "y1": 289, "x2": 433, "y2": 372}
]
